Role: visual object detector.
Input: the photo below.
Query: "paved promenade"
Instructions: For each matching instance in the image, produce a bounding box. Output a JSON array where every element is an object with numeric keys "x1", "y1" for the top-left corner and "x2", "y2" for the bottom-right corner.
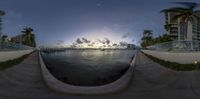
[{"x1": 0, "y1": 51, "x2": 200, "y2": 99}]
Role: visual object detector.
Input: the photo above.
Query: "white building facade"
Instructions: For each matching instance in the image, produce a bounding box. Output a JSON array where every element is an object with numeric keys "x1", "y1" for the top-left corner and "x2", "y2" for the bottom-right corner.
[{"x1": 165, "y1": 12, "x2": 200, "y2": 41}]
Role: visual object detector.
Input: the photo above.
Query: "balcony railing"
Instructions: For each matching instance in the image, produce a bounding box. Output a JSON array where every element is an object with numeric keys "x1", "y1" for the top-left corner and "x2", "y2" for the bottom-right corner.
[
  {"x1": 0, "y1": 42, "x2": 33, "y2": 51},
  {"x1": 146, "y1": 40, "x2": 200, "y2": 52}
]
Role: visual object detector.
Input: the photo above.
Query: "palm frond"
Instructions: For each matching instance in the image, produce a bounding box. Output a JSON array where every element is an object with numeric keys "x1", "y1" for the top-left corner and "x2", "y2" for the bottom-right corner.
[
  {"x1": 172, "y1": 2, "x2": 199, "y2": 9},
  {"x1": 0, "y1": 10, "x2": 5, "y2": 15},
  {"x1": 161, "y1": 7, "x2": 188, "y2": 13}
]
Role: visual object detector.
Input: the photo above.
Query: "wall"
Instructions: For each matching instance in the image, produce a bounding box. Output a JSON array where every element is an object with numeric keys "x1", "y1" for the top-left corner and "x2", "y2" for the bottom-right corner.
[
  {"x1": 142, "y1": 50, "x2": 200, "y2": 64},
  {"x1": 39, "y1": 51, "x2": 137, "y2": 95},
  {"x1": 0, "y1": 49, "x2": 34, "y2": 62}
]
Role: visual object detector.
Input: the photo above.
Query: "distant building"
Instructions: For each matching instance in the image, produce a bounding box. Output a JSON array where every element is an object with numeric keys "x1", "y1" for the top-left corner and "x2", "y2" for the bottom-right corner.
[
  {"x1": 11, "y1": 34, "x2": 25, "y2": 43},
  {"x1": 165, "y1": 12, "x2": 200, "y2": 41}
]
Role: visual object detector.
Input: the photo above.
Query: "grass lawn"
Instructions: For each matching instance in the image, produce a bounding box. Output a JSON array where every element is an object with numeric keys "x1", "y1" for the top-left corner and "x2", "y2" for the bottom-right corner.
[
  {"x1": 142, "y1": 52, "x2": 200, "y2": 71},
  {"x1": 0, "y1": 51, "x2": 34, "y2": 70}
]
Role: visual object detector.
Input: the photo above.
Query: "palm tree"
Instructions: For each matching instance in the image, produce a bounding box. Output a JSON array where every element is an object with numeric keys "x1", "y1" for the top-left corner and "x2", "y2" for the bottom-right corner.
[
  {"x1": 22, "y1": 27, "x2": 33, "y2": 40},
  {"x1": 143, "y1": 30, "x2": 153, "y2": 38},
  {"x1": 161, "y1": 2, "x2": 200, "y2": 40},
  {"x1": 162, "y1": 2, "x2": 200, "y2": 22},
  {"x1": 141, "y1": 30, "x2": 153, "y2": 47},
  {"x1": 1, "y1": 35, "x2": 8, "y2": 42},
  {"x1": 21, "y1": 27, "x2": 36, "y2": 47}
]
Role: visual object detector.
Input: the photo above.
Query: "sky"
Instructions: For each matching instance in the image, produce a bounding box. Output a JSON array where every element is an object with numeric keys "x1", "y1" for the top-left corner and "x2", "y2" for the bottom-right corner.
[{"x1": 0, "y1": 0, "x2": 200, "y2": 47}]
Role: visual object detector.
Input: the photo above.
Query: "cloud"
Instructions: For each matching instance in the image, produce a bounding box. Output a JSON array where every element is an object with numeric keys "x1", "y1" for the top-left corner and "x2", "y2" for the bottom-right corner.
[
  {"x1": 97, "y1": 38, "x2": 111, "y2": 45},
  {"x1": 71, "y1": 36, "x2": 131, "y2": 48},
  {"x1": 97, "y1": 39, "x2": 104, "y2": 44},
  {"x1": 76, "y1": 38, "x2": 83, "y2": 44},
  {"x1": 56, "y1": 40, "x2": 65, "y2": 45},
  {"x1": 75, "y1": 37, "x2": 91, "y2": 45},
  {"x1": 82, "y1": 37, "x2": 91, "y2": 43},
  {"x1": 122, "y1": 33, "x2": 130, "y2": 39},
  {"x1": 70, "y1": 42, "x2": 78, "y2": 48},
  {"x1": 108, "y1": 45, "x2": 112, "y2": 47},
  {"x1": 72, "y1": 37, "x2": 94, "y2": 48},
  {"x1": 112, "y1": 43, "x2": 118, "y2": 47},
  {"x1": 58, "y1": 40, "x2": 64, "y2": 43},
  {"x1": 119, "y1": 41, "x2": 128, "y2": 46},
  {"x1": 104, "y1": 38, "x2": 110, "y2": 45},
  {"x1": 88, "y1": 44, "x2": 94, "y2": 47}
]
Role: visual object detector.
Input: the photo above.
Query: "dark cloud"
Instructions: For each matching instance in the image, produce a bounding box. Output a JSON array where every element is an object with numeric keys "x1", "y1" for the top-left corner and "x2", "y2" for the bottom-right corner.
[
  {"x1": 98, "y1": 38, "x2": 111, "y2": 45},
  {"x1": 71, "y1": 37, "x2": 130, "y2": 48},
  {"x1": 122, "y1": 33, "x2": 130, "y2": 39},
  {"x1": 104, "y1": 38, "x2": 110, "y2": 45},
  {"x1": 97, "y1": 39, "x2": 103, "y2": 44},
  {"x1": 88, "y1": 44, "x2": 94, "y2": 46},
  {"x1": 58, "y1": 40, "x2": 64, "y2": 43},
  {"x1": 112, "y1": 43, "x2": 118, "y2": 47},
  {"x1": 57, "y1": 43, "x2": 61, "y2": 45},
  {"x1": 82, "y1": 37, "x2": 91, "y2": 43},
  {"x1": 108, "y1": 45, "x2": 112, "y2": 47},
  {"x1": 119, "y1": 41, "x2": 128, "y2": 46},
  {"x1": 70, "y1": 42, "x2": 78, "y2": 48},
  {"x1": 76, "y1": 38, "x2": 83, "y2": 44},
  {"x1": 56, "y1": 40, "x2": 65, "y2": 45}
]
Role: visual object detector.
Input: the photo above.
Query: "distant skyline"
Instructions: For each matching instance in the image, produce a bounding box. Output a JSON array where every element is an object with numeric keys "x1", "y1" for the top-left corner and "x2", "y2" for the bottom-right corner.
[{"x1": 0, "y1": 0, "x2": 200, "y2": 47}]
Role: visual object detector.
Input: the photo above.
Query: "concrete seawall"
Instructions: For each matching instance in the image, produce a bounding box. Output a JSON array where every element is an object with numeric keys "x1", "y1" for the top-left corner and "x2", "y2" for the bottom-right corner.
[
  {"x1": 0, "y1": 49, "x2": 34, "y2": 62},
  {"x1": 142, "y1": 50, "x2": 200, "y2": 64},
  {"x1": 39, "y1": 51, "x2": 137, "y2": 95}
]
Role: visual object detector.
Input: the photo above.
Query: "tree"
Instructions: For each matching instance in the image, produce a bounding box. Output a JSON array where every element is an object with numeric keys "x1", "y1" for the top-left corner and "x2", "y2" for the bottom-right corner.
[
  {"x1": 154, "y1": 34, "x2": 172, "y2": 44},
  {"x1": 141, "y1": 30, "x2": 154, "y2": 47},
  {"x1": 21, "y1": 27, "x2": 36, "y2": 47},
  {"x1": 161, "y1": 2, "x2": 200, "y2": 40},
  {"x1": 141, "y1": 32, "x2": 172, "y2": 48},
  {"x1": 1, "y1": 35, "x2": 8, "y2": 42}
]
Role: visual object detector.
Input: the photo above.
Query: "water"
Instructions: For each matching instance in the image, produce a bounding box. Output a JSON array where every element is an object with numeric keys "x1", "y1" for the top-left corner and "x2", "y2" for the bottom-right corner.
[{"x1": 41, "y1": 49, "x2": 135, "y2": 86}]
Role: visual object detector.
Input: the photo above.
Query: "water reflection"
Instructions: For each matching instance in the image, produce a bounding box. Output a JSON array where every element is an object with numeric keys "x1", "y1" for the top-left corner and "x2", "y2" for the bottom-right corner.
[{"x1": 41, "y1": 49, "x2": 135, "y2": 86}]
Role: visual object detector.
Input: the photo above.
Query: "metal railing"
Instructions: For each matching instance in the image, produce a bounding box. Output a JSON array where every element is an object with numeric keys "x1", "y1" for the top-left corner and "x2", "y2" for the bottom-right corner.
[
  {"x1": 0, "y1": 42, "x2": 33, "y2": 51},
  {"x1": 146, "y1": 40, "x2": 200, "y2": 52}
]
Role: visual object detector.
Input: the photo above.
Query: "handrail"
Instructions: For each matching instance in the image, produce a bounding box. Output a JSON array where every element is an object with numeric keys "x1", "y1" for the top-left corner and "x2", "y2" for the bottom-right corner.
[
  {"x1": 0, "y1": 42, "x2": 33, "y2": 51},
  {"x1": 146, "y1": 40, "x2": 200, "y2": 52}
]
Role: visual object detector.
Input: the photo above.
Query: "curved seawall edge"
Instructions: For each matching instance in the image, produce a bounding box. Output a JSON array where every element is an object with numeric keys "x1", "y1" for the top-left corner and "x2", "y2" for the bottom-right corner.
[{"x1": 39, "y1": 50, "x2": 137, "y2": 95}]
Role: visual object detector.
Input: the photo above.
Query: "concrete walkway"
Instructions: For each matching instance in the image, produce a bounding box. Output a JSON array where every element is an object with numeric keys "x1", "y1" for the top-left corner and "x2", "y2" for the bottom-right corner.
[{"x1": 0, "y1": 51, "x2": 200, "y2": 99}]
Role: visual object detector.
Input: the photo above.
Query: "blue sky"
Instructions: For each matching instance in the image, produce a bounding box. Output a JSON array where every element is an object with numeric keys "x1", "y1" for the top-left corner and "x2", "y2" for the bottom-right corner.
[{"x1": 0, "y1": 0, "x2": 200, "y2": 47}]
